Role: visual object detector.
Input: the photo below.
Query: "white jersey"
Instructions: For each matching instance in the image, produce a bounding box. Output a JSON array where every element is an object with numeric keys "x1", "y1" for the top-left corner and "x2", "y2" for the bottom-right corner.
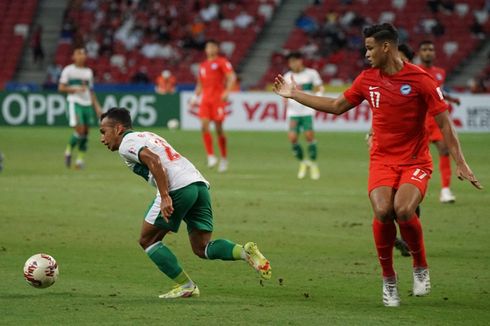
[
  {"x1": 59, "y1": 64, "x2": 94, "y2": 106},
  {"x1": 284, "y1": 68, "x2": 323, "y2": 117},
  {"x1": 119, "y1": 131, "x2": 209, "y2": 192}
]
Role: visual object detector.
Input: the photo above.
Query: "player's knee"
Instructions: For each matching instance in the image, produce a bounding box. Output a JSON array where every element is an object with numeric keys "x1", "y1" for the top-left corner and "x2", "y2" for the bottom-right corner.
[
  {"x1": 138, "y1": 237, "x2": 151, "y2": 250},
  {"x1": 372, "y1": 205, "x2": 394, "y2": 222},
  {"x1": 394, "y1": 205, "x2": 415, "y2": 221},
  {"x1": 192, "y1": 245, "x2": 206, "y2": 259}
]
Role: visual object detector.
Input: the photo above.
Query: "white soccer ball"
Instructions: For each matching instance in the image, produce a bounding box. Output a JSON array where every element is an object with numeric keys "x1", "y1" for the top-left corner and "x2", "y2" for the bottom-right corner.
[
  {"x1": 167, "y1": 119, "x2": 179, "y2": 130},
  {"x1": 23, "y1": 253, "x2": 59, "y2": 289}
]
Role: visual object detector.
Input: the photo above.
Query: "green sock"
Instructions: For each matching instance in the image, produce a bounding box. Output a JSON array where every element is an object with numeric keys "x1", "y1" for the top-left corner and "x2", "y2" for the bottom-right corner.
[
  {"x1": 292, "y1": 143, "x2": 304, "y2": 160},
  {"x1": 67, "y1": 133, "x2": 79, "y2": 153},
  {"x1": 146, "y1": 242, "x2": 189, "y2": 282},
  {"x1": 205, "y1": 239, "x2": 242, "y2": 261},
  {"x1": 308, "y1": 141, "x2": 317, "y2": 161},
  {"x1": 78, "y1": 136, "x2": 88, "y2": 152}
]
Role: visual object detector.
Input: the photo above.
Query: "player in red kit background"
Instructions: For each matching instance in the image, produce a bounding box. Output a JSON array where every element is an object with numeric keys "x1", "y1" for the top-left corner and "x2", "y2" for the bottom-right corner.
[
  {"x1": 273, "y1": 23, "x2": 482, "y2": 307},
  {"x1": 418, "y1": 40, "x2": 461, "y2": 203},
  {"x1": 191, "y1": 40, "x2": 236, "y2": 172}
]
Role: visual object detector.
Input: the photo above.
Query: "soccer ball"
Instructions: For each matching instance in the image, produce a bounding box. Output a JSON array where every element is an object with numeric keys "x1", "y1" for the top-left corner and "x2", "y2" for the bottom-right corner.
[
  {"x1": 167, "y1": 119, "x2": 179, "y2": 130},
  {"x1": 23, "y1": 254, "x2": 59, "y2": 288}
]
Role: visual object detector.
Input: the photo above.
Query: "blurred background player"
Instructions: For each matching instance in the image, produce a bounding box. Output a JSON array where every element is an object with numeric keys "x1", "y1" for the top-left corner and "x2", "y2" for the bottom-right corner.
[
  {"x1": 191, "y1": 39, "x2": 236, "y2": 172},
  {"x1": 418, "y1": 40, "x2": 461, "y2": 203},
  {"x1": 155, "y1": 70, "x2": 176, "y2": 94},
  {"x1": 99, "y1": 108, "x2": 271, "y2": 299},
  {"x1": 59, "y1": 47, "x2": 101, "y2": 169},
  {"x1": 283, "y1": 52, "x2": 323, "y2": 180}
]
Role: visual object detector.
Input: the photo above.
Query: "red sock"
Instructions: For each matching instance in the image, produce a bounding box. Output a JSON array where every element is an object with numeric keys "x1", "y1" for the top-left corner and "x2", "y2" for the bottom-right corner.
[
  {"x1": 397, "y1": 214, "x2": 428, "y2": 268},
  {"x1": 439, "y1": 154, "x2": 451, "y2": 188},
  {"x1": 372, "y1": 218, "x2": 397, "y2": 278},
  {"x1": 202, "y1": 132, "x2": 214, "y2": 156},
  {"x1": 218, "y1": 135, "x2": 227, "y2": 158}
]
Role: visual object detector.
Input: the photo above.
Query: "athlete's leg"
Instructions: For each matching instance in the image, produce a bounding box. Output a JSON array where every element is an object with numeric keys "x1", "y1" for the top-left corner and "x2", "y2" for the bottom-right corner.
[
  {"x1": 370, "y1": 186, "x2": 400, "y2": 306},
  {"x1": 288, "y1": 119, "x2": 303, "y2": 160},
  {"x1": 189, "y1": 229, "x2": 244, "y2": 260},
  {"x1": 393, "y1": 184, "x2": 428, "y2": 268},
  {"x1": 201, "y1": 118, "x2": 217, "y2": 167},
  {"x1": 370, "y1": 187, "x2": 397, "y2": 278},
  {"x1": 434, "y1": 140, "x2": 455, "y2": 202},
  {"x1": 305, "y1": 128, "x2": 320, "y2": 180},
  {"x1": 214, "y1": 120, "x2": 227, "y2": 159},
  {"x1": 76, "y1": 125, "x2": 89, "y2": 168}
]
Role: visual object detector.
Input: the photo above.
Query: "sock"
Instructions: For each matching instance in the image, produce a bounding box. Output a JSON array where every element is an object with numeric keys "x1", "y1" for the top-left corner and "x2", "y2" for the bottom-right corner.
[
  {"x1": 439, "y1": 154, "x2": 451, "y2": 188},
  {"x1": 218, "y1": 135, "x2": 227, "y2": 158},
  {"x1": 146, "y1": 242, "x2": 191, "y2": 284},
  {"x1": 66, "y1": 133, "x2": 79, "y2": 153},
  {"x1": 372, "y1": 218, "x2": 397, "y2": 278},
  {"x1": 397, "y1": 214, "x2": 428, "y2": 269},
  {"x1": 307, "y1": 141, "x2": 317, "y2": 161},
  {"x1": 205, "y1": 239, "x2": 242, "y2": 261},
  {"x1": 78, "y1": 136, "x2": 88, "y2": 153},
  {"x1": 202, "y1": 132, "x2": 214, "y2": 156},
  {"x1": 292, "y1": 143, "x2": 304, "y2": 160}
]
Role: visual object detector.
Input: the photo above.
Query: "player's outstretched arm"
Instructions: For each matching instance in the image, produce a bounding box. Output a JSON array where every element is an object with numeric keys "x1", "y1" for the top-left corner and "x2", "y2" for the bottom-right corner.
[
  {"x1": 435, "y1": 111, "x2": 483, "y2": 189},
  {"x1": 139, "y1": 148, "x2": 174, "y2": 221},
  {"x1": 273, "y1": 74, "x2": 353, "y2": 115}
]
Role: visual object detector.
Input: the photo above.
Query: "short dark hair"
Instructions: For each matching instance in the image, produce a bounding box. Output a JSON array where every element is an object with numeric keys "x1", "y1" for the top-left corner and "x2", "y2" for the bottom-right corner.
[
  {"x1": 286, "y1": 51, "x2": 303, "y2": 60},
  {"x1": 418, "y1": 40, "x2": 434, "y2": 48},
  {"x1": 398, "y1": 43, "x2": 415, "y2": 61},
  {"x1": 363, "y1": 23, "x2": 399, "y2": 44},
  {"x1": 100, "y1": 108, "x2": 133, "y2": 129},
  {"x1": 206, "y1": 39, "x2": 219, "y2": 46}
]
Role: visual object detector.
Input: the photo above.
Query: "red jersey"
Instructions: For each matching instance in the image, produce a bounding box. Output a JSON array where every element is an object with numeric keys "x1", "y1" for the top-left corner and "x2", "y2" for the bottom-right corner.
[
  {"x1": 418, "y1": 65, "x2": 446, "y2": 86},
  {"x1": 198, "y1": 56, "x2": 234, "y2": 100},
  {"x1": 344, "y1": 62, "x2": 448, "y2": 165}
]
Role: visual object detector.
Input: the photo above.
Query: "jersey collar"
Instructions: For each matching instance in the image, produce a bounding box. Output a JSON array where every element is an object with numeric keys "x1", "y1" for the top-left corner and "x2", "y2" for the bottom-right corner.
[{"x1": 122, "y1": 130, "x2": 134, "y2": 139}]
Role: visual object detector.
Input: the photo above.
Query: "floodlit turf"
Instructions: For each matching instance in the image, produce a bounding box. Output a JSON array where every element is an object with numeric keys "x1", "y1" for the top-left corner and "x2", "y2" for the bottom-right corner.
[{"x1": 0, "y1": 127, "x2": 489, "y2": 325}]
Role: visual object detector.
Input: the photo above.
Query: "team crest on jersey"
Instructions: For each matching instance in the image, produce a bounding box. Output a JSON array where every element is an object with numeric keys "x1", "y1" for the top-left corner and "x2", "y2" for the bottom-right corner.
[
  {"x1": 211, "y1": 63, "x2": 218, "y2": 69},
  {"x1": 436, "y1": 73, "x2": 443, "y2": 81},
  {"x1": 400, "y1": 84, "x2": 411, "y2": 95}
]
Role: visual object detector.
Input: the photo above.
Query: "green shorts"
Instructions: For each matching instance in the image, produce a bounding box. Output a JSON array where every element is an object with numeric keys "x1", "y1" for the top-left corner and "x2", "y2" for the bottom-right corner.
[
  {"x1": 67, "y1": 101, "x2": 96, "y2": 127},
  {"x1": 144, "y1": 182, "x2": 213, "y2": 233},
  {"x1": 289, "y1": 115, "x2": 314, "y2": 133}
]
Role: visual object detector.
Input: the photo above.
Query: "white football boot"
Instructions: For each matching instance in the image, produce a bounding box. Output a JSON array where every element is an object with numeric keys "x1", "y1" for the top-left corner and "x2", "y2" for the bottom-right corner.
[
  {"x1": 382, "y1": 277, "x2": 400, "y2": 307},
  {"x1": 413, "y1": 268, "x2": 431, "y2": 296},
  {"x1": 440, "y1": 187, "x2": 456, "y2": 203},
  {"x1": 218, "y1": 158, "x2": 228, "y2": 172},
  {"x1": 207, "y1": 155, "x2": 218, "y2": 168}
]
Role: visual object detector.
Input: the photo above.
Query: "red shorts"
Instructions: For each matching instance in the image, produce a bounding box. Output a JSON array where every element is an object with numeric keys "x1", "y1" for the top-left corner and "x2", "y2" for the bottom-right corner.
[
  {"x1": 199, "y1": 98, "x2": 226, "y2": 122},
  {"x1": 368, "y1": 162, "x2": 433, "y2": 198},
  {"x1": 426, "y1": 116, "x2": 443, "y2": 142}
]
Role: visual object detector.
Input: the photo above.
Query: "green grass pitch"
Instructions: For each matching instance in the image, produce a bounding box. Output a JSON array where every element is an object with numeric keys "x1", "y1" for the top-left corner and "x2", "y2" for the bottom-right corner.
[{"x1": 0, "y1": 127, "x2": 489, "y2": 325}]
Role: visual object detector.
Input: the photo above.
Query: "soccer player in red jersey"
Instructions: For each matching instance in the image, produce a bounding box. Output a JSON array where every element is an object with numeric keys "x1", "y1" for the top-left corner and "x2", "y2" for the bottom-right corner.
[
  {"x1": 418, "y1": 40, "x2": 461, "y2": 203},
  {"x1": 273, "y1": 23, "x2": 482, "y2": 307},
  {"x1": 191, "y1": 40, "x2": 236, "y2": 172}
]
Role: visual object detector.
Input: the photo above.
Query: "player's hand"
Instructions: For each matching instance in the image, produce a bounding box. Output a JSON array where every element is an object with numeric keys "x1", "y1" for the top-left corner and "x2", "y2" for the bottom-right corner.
[
  {"x1": 221, "y1": 91, "x2": 229, "y2": 102},
  {"x1": 188, "y1": 94, "x2": 200, "y2": 106},
  {"x1": 365, "y1": 132, "x2": 373, "y2": 150},
  {"x1": 456, "y1": 162, "x2": 483, "y2": 189},
  {"x1": 453, "y1": 98, "x2": 461, "y2": 106},
  {"x1": 273, "y1": 74, "x2": 297, "y2": 98},
  {"x1": 160, "y1": 194, "x2": 174, "y2": 222}
]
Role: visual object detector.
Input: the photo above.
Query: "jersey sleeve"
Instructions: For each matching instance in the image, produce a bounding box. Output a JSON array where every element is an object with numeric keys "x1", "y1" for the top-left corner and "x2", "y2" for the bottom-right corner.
[
  {"x1": 88, "y1": 69, "x2": 94, "y2": 90},
  {"x1": 343, "y1": 72, "x2": 365, "y2": 106},
  {"x1": 59, "y1": 67, "x2": 69, "y2": 84},
  {"x1": 119, "y1": 135, "x2": 147, "y2": 164},
  {"x1": 420, "y1": 75, "x2": 448, "y2": 116},
  {"x1": 220, "y1": 58, "x2": 234, "y2": 74},
  {"x1": 312, "y1": 69, "x2": 323, "y2": 87}
]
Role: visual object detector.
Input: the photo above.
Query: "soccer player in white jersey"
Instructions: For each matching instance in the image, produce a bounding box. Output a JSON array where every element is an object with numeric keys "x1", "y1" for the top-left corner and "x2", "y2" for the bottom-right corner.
[
  {"x1": 59, "y1": 47, "x2": 101, "y2": 169},
  {"x1": 283, "y1": 52, "x2": 323, "y2": 180},
  {"x1": 99, "y1": 108, "x2": 271, "y2": 299}
]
